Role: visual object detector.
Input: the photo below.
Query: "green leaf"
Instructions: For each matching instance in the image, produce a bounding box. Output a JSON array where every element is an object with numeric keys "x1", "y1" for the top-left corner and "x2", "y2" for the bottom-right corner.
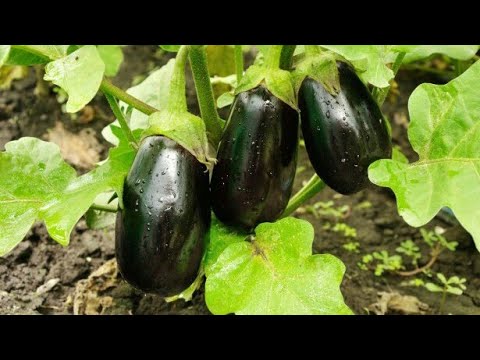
[
  {"x1": 424, "y1": 282, "x2": 443, "y2": 293},
  {"x1": 446, "y1": 287, "x2": 463, "y2": 295},
  {"x1": 392, "y1": 146, "x2": 409, "y2": 164},
  {"x1": 145, "y1": 110, "x2": 216, "y2": 170},
  {"x1": 393, "y1": 45, "x2": 480, "y2": 63},
  {"x1": 0, "y1": 46, "x2": 10, "y2": 67},
  {"x1": 102, "y1": 59, "x2": 175, "y2": 145},
  {"x1": 320, "y1": 45, "x2": 396, "y2": 88},
  {"x1": 5, "y1": 49, "x2": 46, "y2": 65},
  {"x1": 294, "y1": 45, "x2": 305, "y2": 56},
  {"x1": 369, "y1": 60, "x2": 480, "y2": 250},
  {"x1": 97, "y1": 45, "x2": 124, "y2": 77},
  {"x1": 28, "y1": 45, "x2": 69, "y2": 59},
  {"x1": 437, "y1": 273, "x2": 448, "y2": 284},
  {"x1": 0, "y1": 130, "x2": 136, "y2": 256},
  {"x1": 205, "y1": 217, "x2": 352, "y2": 315},
  {"x1": 4, "y1": 45, "x2": 68, "y2": 66},
  {"x1": 44, "y1": 45, "x2": 105, "y2": 113},
  {"x1": 216, "y1": 91, "x2": 235, "y2": 108},
  {"x1": 85, "y1": 192, "x2": 117, "y2": 229},
  {"x1": 204, "y1": 216, "x2": 248, "y2": 273},
  {"x1": 160, "y1": 45, "x2": 181, "y2": 52}
]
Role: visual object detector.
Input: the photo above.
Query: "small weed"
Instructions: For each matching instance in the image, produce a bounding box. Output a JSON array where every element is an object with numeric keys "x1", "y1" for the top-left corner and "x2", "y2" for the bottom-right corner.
[{"x1": 343, "y1": 241, "x2": 360, "y2": 253}]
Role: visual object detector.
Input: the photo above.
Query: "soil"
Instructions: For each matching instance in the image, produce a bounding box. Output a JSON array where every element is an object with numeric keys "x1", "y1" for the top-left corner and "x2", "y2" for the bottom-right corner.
[{"x1": 0, "y1": 46, "x2": 479, "y2": 315}]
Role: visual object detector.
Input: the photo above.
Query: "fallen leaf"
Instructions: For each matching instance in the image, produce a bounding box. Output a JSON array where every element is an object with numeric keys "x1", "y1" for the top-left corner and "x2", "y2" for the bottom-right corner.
[
  {"x1": 78, "y1": 105, "x2": 96, "y2": 124},
  {"x1": 36, "y1": 278, "x2": 60, "y2": 295},
  {"x1": 368, "y1": 291, "x2": 429, "y2": 315},
  {"x1": 44, "y1": 122, "x2": 102, "y2": 170},
  {"x1": 71, "y1": 259, "x2": 121, "y2": 315},
  {"x1": 0, "y1": 65, "x2": 28, "y2": 90}
]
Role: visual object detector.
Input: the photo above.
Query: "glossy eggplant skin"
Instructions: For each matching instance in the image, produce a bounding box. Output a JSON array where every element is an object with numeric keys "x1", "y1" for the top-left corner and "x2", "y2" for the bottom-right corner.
[
  {"x1": 115, "y1": 135, "x2": 210, "y2": 296},
  {"x1": 211, "y1": 85, "x2": 299, "y2": 229},
  {"x1": 299, "y1": 61, "x2": 392, "y2": 195}
]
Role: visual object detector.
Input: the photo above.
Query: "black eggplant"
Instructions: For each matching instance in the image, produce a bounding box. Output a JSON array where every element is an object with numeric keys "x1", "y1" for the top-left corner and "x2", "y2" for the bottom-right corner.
[
  {"x1": 115, "y1": 135, "x2": 210, "y2": 296},
  {"x1": 210, "y1": 85, "x2": 299, "y2": 229},
  {"x1": 299, "y1": 61, "x2": 392, "y2": 195}
]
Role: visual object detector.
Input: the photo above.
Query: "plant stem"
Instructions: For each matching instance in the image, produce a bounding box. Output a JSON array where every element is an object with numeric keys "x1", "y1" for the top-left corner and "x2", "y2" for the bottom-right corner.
[
  {"x1": 453, "y1": 59, "x2": 461, "y2": 77},
  {"x1": 167, "y1": 45, "x2": 189, "y2": 112},
  {"x1": 188, "y1": 45, "x2": 224, "y2": 147},
  {"x1": 305, "y1": 45, "x2": 321, "y2": 57},
  {"x1": 104, "y1": 92, "x2": 138, "y2": 147},
  {"x1": 263, "y1": 45, "x2": 284, "y2": 70},
  {"x1": 100, "y1": 79, "x2": 158, "y2": 115},
  {"x1": 282, "y1": 174, "x2": 326, "y2": 217},
  {"x1": 234, "y1": 45, "x2": 244, "y2": 83},
  {"x1": 90, "y1": 203, "x2": 118, "y2": 213},
  {"x1": 397, "y1": 244, "x2": 442, "y2": 277},
  {"x1": 279, "y1": 45, "x2": 297, "y2": 70},
  {"x1": 374, "y1": 52, "x2": 406, "y2": 106},
  {"x1": 439, "y1": 289, "x2": 447, "y2": 315}
]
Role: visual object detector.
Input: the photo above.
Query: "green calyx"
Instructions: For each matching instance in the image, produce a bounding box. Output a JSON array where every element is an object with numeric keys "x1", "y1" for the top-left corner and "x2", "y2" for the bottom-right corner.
[
  {"x1": 234, "y1": 45, "x2": 297, "y2": 110},
  {"x1": 292, "y1": 48, "x2": 344, "y2": 98}
]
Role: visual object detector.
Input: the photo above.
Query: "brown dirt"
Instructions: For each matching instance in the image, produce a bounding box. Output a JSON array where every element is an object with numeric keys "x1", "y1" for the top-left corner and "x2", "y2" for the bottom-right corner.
[{"x1": 0, "y1": 46, "x2": 479, "y2": 315}]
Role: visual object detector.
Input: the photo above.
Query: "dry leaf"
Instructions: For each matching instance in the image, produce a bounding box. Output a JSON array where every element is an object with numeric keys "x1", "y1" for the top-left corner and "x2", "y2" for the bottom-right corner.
[
  {"x1": 368, "y1": 291, "x2": 429, "y2": 315},
  {"x1": 36, "y1": 278, "x2": 60, "y2": 295},
  {"x1": 71, "y1": 259, "x2": 121, "y2": 315},
  {"x1": 0, "y1": 65, "x2": 28, "y2": 90},
  {"x1": 78, "y1": 105, "x2": 96, "y2": 124},
  {"x1": 44, "y1": 122, "x2": 102, "y2": 170}
]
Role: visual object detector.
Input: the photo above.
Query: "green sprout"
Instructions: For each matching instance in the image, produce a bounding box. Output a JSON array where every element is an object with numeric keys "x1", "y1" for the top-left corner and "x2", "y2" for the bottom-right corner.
[
  {"x1": 343, "y1": 241, "x2": 360, "y2": 253},
  {"x1": 396, "y1": 239, "x2": 421, "y2": 267},
  {"x1": 305, "y1": 201, "x2": 350, "y2": 219},
  {"x1": 332, "y1": 223, "x2": 357, "y2": 238},
  {"x1": 372, "y1": 251, "x2": 403, "y2": 276},
  {"x1": 420, "y1": 228, "x2": 458, "y2": 251},
  {"x1": 423, "y1": 273, "x2": 467, "y2": 314}
]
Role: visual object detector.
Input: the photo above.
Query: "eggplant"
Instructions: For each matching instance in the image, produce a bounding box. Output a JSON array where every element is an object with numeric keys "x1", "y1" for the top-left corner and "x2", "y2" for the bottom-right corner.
[
  {"x1": 211, "y1": 85, "x2": 299, "y2": 229},
  {"x1": 299, "y1": 61, "x2": 392, "y2": 195},
  {"x1": 115, "y1": 135, "x2": 210, "y2": 296}
]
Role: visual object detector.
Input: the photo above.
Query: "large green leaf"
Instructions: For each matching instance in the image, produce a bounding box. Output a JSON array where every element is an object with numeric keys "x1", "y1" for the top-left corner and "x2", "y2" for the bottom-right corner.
[
  {"x1": 102, "y1": 59, "x2": 175, "y2": 145},
  {"x1": 44, "y1": 45, "x2": 105, "y2": 113},
  {"x1": 0, "y1": 128, "x2": 136, "y2": 256},
  {"x1": 320, "y1": 45, "x2": 396, "y2": 88},
  {"x1": 369, "y1": 60, "x2": 480, "y2": 250},
  {"x1": 85, "y1": 192, "x2": 117, "y2": 229},
  {"x1": 205, "y1": 217, "x2": 352, "y2": 315},
  {"x1": 204, "y1": 216, "x2": 248, "y2": 272},
  {"x1": 97, "y1": 45, "x2": 124, "y2": 77},
  {"x1": 4, "y1": 45, "x2": 67, "y2": 66},
  {"x1": 393, "y1": 45, "x2": 480, "y2": 63}
]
